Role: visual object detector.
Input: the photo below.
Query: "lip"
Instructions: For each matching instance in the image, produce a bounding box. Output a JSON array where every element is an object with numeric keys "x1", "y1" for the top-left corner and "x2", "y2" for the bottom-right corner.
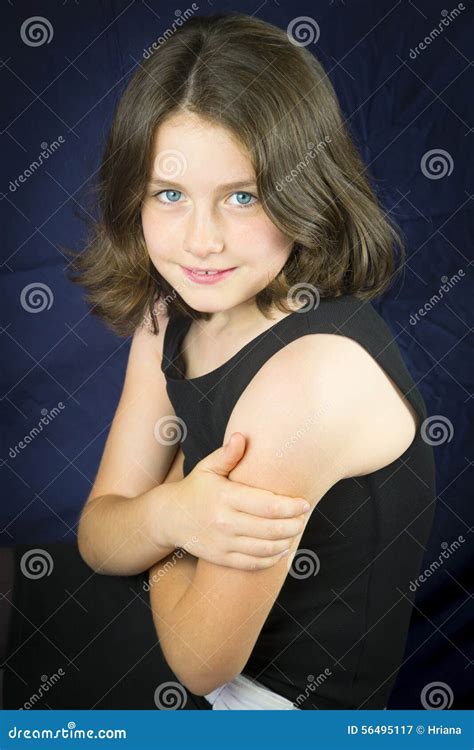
[{"x1": 181, "y1": 266, "x2": 237, "y2": 285}]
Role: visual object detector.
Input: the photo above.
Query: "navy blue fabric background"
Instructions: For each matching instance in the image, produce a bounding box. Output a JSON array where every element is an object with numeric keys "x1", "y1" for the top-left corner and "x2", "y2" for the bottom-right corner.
[{"x1": 1, "y1": 0, "x2": 472, "y2": 709}]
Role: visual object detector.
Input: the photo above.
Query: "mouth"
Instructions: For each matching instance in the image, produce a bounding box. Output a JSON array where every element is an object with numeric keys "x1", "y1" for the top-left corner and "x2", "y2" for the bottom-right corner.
[{"x1": 180, "y1": 266, "x2": 238, "y2": 285}]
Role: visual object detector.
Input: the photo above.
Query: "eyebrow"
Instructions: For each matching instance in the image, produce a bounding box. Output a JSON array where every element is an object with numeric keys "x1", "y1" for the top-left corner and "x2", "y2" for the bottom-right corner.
[{"x1": 148, "y1": 178, "x2": 258, "y2": 191}]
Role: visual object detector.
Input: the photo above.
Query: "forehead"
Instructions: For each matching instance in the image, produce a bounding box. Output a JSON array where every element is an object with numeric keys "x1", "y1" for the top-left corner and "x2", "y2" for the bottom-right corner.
[{"x1": 150, "y1": 112, "x2": 255, "y2": 185}]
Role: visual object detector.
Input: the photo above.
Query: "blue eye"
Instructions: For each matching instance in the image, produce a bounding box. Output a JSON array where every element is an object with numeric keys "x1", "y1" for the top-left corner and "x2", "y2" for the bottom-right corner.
[
  {"x1": 230, "y1": 191, "x2": 258, "y2": 209},
  {"x1": 155, "y1": 189, "x2": 182, "y2": 204},
  {"x1": 152, "y1": 189, "x2": 258, "y2": 208}
]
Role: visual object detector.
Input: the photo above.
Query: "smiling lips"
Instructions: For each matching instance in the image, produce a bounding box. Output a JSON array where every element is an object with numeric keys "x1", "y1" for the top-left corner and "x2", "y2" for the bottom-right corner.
[{"x1": 181, "y1": 266, "x2": 237, "y2": 284}]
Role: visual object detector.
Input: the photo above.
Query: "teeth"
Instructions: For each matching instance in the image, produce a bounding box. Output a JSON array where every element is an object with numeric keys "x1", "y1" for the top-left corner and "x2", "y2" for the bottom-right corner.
[{"x1": 193, "y1": 270, "x2": 218, "y2": 275}]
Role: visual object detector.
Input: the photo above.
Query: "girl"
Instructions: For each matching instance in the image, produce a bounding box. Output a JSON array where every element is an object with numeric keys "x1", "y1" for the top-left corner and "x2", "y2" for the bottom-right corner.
[{"x1": 5, "y1": 12, "x2": 436, "y2": 710}]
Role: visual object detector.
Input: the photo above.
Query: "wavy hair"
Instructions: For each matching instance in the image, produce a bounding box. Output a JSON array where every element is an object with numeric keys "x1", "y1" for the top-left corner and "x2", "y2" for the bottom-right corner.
[{"x1": 63, "y1": 11, "x2": 406, "y2": 337}]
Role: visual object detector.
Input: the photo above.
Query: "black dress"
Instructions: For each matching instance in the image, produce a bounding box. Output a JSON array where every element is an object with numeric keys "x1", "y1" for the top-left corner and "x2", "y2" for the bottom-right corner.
[
  {"x1": 3, "y1": 294, "x2": 436, "y2": 710},
  {"x1": 160, "y1": 294, "x2": 437, "y2": 709}
]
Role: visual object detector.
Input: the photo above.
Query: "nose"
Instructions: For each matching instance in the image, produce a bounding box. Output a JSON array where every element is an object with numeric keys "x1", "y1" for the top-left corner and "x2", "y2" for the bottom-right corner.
[{"x1": 183, "y1": 205, "x2": 224, "y2": 260}]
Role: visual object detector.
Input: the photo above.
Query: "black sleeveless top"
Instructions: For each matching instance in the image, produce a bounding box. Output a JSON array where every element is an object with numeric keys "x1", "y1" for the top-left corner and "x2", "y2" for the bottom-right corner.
[{"x1": 161, "y1": 294, "x2": 436, "y2": 709}]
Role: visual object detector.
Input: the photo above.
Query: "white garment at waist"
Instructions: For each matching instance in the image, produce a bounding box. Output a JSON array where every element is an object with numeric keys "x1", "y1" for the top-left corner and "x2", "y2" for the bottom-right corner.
[{"x1": 205, "y1": 673, "x2": 299, "y2": 710}]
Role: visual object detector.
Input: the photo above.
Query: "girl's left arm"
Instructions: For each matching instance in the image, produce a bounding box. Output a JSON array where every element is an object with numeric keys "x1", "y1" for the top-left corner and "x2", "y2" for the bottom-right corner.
[{"x1": 148, "y1": 336, "x2": 378, "y2": 696}]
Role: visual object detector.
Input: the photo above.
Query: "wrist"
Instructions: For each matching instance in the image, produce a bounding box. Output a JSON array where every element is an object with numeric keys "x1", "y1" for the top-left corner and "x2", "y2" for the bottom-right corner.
[{"x1": 149, "y1": 481, "x2": 183, "y2": 550}]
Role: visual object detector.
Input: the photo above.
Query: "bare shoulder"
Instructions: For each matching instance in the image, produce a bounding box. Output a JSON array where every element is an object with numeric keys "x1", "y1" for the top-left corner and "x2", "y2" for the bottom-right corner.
[
  {"x1": 131, "y1": 303, "x2": 171, "y2": 360},
  {"x1": 225, "y1": 332, "x2": 419, "y2": 484}
]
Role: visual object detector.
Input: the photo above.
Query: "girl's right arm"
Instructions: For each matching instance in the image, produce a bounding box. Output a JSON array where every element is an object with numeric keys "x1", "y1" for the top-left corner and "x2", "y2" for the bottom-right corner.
[
  {"x1": 77, "y1": 310, "x2": 309, "y2": 577},
  {"x1": 77, "y1": 313, "x2": 181, "y2": 576}
]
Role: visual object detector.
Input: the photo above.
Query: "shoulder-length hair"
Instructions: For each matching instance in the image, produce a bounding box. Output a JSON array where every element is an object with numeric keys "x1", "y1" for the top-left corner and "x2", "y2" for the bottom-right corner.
[{"x1": 63, "y1": 11, "x2": 406, "y2": 337}]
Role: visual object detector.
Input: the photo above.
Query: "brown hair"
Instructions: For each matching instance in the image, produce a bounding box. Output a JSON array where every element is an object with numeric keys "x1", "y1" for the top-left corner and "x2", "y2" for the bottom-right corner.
[{"x1": 63, "y1": 11, "x2": 406, "y2": 338}]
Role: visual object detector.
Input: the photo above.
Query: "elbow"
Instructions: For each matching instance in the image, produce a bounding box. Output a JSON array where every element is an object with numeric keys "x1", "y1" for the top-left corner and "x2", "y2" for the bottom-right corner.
[
  {"x1": 77, "y1": 524, "x2": 106, "y2": 575},
  {"x1": 77, "y1": 536, "x2": 100, "y2": 574},
  {"x1": 161, "y1": 641, "x2": 240, "y2": 697},
  {"x1": 172, "y1": 665, "x2": 237, "y2": 698}
]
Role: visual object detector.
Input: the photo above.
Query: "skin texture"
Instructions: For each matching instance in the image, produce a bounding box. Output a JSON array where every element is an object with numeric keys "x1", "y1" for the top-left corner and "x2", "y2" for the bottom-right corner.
[
  {"x1": 142, "y1": 112, "x2": 418, "y2": 697},
  {"x1": 141, "y1": 110, "x2": 296, "y2": 336},
  {"x1": 148, "y1": 334, "x2": 418, "y2": 696}
]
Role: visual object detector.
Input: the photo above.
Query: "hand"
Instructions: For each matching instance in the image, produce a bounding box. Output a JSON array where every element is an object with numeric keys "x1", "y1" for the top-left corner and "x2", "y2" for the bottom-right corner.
[{"x1": 165, "y1": 433, "x2": 311, "y2": 571}]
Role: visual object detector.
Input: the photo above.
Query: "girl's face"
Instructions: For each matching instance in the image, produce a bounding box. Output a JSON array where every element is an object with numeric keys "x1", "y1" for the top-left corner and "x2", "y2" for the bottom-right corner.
[{"x1": 141, "y1": 112, "x2": 294, "y2": 325}]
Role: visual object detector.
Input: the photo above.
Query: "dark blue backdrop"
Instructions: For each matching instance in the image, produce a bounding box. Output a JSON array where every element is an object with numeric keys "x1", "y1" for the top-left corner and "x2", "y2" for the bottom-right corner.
[{"x1": 1, "y1": 0, "x2": 472, "y2": 710}]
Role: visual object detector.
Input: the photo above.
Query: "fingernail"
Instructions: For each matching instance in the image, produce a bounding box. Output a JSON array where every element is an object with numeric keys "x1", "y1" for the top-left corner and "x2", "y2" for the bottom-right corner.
[
  {"x1": 280, "y1": 549, "x2": 290, "y2": 557},
  {"x1": 303, "y1": 502, "x2": 311, "y2": 512}
]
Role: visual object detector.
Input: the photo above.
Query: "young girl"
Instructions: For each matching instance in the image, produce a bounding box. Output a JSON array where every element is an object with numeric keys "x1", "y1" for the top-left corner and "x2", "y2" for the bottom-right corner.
[{"x1": 7, "y1": 12, "x2": 436, "y2": 710}]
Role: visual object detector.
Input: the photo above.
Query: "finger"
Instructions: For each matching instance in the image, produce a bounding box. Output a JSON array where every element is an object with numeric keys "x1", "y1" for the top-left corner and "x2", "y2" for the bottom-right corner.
[
  {"x1": 232, "y1": 513, "x2": 306, "y2": 540},
  {"x1": 231, "y1": 490, "x2": 310, "y2": 518},
  {"x1": 225, "y1": 550, "x2": 290, "y2": 572},
  {"x1": 232, "y1": 536, "x2": 294, "y2": 558}
]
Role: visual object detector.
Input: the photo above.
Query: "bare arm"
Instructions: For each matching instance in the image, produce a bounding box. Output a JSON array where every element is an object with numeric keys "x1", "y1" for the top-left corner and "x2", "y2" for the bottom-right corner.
[
  {"x1": 77, "y1": 313, "x2": 184, "y2": 576},
  {"x1": 78, "y1": 448, "x2": 185, "y2": 576}
]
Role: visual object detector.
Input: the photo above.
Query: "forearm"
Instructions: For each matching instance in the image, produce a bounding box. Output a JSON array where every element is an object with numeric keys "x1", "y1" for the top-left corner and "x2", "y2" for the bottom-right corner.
[
  {"x1": 148, "y1": 550, "x2": 198, "y2": 620},
  {"x1": 77, "y1": 482, "x2": 181, "y2": 576},
  {"x1": 149, "y1": 552, "x2": 208, "y2": 682},
  {"x1": 149, "y1": 556, "x2": 260, "y2": 695}
]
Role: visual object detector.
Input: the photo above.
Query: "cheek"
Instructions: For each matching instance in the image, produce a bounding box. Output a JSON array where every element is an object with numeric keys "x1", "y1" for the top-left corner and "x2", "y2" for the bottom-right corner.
[
  {"x1": 251, "y1": 212, "x2": 290, "y2": 245},
  {"x1": 252, "y1": 219, "x2": 293, "y2": 263},
  {"x1": 141, "y1": 204, "x2": 168, "y2": 259}
]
